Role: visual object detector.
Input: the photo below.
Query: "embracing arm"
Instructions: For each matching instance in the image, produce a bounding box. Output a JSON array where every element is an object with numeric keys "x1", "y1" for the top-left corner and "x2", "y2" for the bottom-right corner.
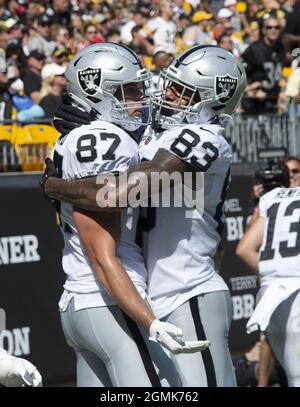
[
  {"x1": 73, "y1": 207, "x2": 155, "y2": 331},
  {"x1": 44, "y1": 149, "x2": 189, "y2": 211},
  {"x1": 236, "y1": 215, "x2": 265, "y2": 274}
]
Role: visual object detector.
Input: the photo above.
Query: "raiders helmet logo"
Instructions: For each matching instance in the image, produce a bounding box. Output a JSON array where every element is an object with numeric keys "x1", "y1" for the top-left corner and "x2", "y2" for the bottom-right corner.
[
  {"x1": 215, "y1": 74, "x2": 238, "y2": 104},
  {"x1": 77, "y1": 67, "x2": 101, "y2": 96}
]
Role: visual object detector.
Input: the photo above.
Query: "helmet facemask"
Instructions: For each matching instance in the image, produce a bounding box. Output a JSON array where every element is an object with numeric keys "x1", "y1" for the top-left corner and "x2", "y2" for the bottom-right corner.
[
  {"x1": 111, "y1": 75, "x2": 151, "y2": 132},
  {"x1": 152, "y1": 66, "x2": 237, "y2": 129}
]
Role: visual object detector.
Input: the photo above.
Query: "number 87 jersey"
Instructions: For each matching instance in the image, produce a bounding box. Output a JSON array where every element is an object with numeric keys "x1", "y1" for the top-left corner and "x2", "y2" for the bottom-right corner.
[
  {"x1": 258, "y1": 186, "x2": 300, "y2": 286},
  {"x1": 52, "y1": 120, "x2": 142, "y2": 300}
]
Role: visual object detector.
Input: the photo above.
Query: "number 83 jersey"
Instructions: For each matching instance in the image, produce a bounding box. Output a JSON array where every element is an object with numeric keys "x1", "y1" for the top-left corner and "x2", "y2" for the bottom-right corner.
[
  {"x1": 53, "y1": 120, "x2": 146, "y2": 307},
  {"x1": 139, "y1": 123, "x2": 231, "y2": 319},
  {"x1": 258, "y1": 186, "x2": 300, "y2": 286}
]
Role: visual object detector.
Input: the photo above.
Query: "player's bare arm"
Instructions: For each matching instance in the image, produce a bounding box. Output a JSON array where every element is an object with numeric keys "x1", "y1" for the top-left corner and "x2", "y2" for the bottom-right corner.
[
  {"x1": 236, "y1": 215, "x2": 265, "y2": 273},
  {"x1": 73, "y1": 207, "x2": 156, "y2": 330},
  {"x1": 43, "y1": 148, "x2": 192, "y2": 211}
]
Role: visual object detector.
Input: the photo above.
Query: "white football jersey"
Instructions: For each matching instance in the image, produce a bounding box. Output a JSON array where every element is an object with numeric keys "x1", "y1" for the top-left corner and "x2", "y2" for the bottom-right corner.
[
  {"x1": 53, "y1": 120, "x2": 147, "y2": 310},
  {"x1": 139, "y1": 123, "x2": 230, "y2": 318},
  {"x1": 259, "y1": 186, "x2": 300, "y2": 286}
]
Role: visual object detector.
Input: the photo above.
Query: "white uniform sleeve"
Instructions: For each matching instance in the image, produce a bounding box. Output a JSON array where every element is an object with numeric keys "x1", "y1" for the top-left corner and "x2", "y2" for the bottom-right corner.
[
  {"x1": 61, "y1": 123, "x2": 137, "y2": 180},
  {"x1": 258, "y1": 193, "x2": 268, "y2": 218},
  {"x1": 258, "y1": 188, "x2": 280, "y2": 218},
  {"x1": 160, "y1": 126, "x2": 220, "y2": 172}
]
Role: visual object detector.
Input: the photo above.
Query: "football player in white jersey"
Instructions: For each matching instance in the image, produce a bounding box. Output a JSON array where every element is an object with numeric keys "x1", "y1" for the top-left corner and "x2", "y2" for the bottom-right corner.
[
  {"x1": 237, "y1": 185, "x2": 300, "y2": 387},
  {"x1": 0, "y1": 347, "x2": 42, "y2": 387},
  {"x1": 42, "y1": 45, "x2": 247, "y2": 386},
  {"x1": 42, "y1": 43, "x2": 207, "y2": 387}
]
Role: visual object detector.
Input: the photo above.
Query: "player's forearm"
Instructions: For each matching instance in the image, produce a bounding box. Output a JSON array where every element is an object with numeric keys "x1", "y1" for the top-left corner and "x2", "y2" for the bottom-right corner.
[
  {"x1": 93, "y1": 255, "x2": 155, "y2": 331},
  {"x1": 45, "y1": 176, "x2": 101, "y2": 210},
  {"x1": 45, "y1": 150, "x2": 187, "y2": 210},
  {"x1": 236, "y1": 245, "x2": 259, "y2": 273}
]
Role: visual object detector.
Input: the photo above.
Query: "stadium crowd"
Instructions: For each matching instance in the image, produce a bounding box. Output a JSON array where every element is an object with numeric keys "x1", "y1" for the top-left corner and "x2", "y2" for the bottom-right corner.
[{"x1": 1, "y1": 0, "x2": 300, "y2": 122}]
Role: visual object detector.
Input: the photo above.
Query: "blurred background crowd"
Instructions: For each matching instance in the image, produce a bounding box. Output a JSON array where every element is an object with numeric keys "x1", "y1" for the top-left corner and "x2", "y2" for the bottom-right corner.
[{"x1": 1, "y1": 0, "x2": 300, "y2": 123}]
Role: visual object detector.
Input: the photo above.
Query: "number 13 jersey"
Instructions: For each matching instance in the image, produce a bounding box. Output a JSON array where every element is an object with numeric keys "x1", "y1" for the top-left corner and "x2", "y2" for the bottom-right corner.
[
  {"x1": 139, "y1": 123, "x2": 231, "y2": 318},
  {"x1": 259, "y1": 186, "x2": 300, "y2": 287}
]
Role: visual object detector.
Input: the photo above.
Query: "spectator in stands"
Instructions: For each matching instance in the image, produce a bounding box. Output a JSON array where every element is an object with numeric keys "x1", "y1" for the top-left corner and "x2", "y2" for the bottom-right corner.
[
  {"x1": 242, "y1": 15, "x2": 286, "y2": 115},
  {"x1": 221, "y1": 22, "x2": 246, "y2": 57},
  {"x1": 218, "y1": 34, "x2": 235, "y2": 54},
  {"x1": 128, "y1": 25, "x2": 152, "y2": 61},
  {"x1": 90, "y1": 0, "x2": 107, "y2": 25},
  {"x1": 5, "y1": 40, "x2": 27, "y2": 74},
  {"x1": 284, "y1": 0, "x2": 300, "y2": 49},
  {"x1": 285, "y1": 58, "x2": 300, "y2": 116},
  {"x1": 182, "y1": 10, "x2": 216, "y2": 47},
  {"x1": 8, "y1": 21, "x2": 24, "y2": 43},
  {"x1": 285, "y1": 156, "x2": 300, "y2": 187},
  {"x1": 139, "y1": 0, "x2": 177, "y2": 55},
  {"x1": 51, "y1": 25, "x2": 71, "y2": 53},
  {"x1": 0, "y1": 69, "x2": 12, "y2": 120},
  {"x1": 27, "y1": 16, "x2": 56, "y2": 58},
  {"x1": 213, "y1": 8, "x2": 234, "y2": 39},
  {"x1": 105, "y1": 28, "x2": 121, "y2": 44},
  {"x1": 21, "y1": 50, "x2": 45, "y2": 104},
  {"x1": 50, "y1": 47, "x2": 69, "y2": 67},
  {"x1": 224, "y1": 0, "x2": 243, "y2": 32},
  {"x1": 9, "y1": 77, "x2": 45, "y2": 122},
  {"x1": 247, "y1": 21, "x2": 261, "y2": 44},
  {"x1": 0, "y1": 0, "x2": 12, "y2": 22},
  {"x1": 77, "y1": 23, "x2": 104, "y2": 51},
  {"x1": 70, "y1": 11, "x2": 84, "y2": 43},
  {"x1": 121, "y1": 11, "x2": 144, "y2": 44},
  {"x1": 51, "y1": 0, "x2": 71, "y2": 26},
  {"x1": 0, "y1": 26, "x2": 9, "y2": 50},
  {"x1": 146, "y1": 50, "x2": 173, "y2": 95},
  {"x1": 39, "y1": 63, "x2": 66, "y2": 119},
  {"x1": 242, "y1": 0, "x2": 261, "y2": 34}
]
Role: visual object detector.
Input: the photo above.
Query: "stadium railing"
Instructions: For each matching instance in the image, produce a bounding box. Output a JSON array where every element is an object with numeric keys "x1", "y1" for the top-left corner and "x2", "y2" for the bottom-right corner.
[{"x1": 226, "y1": 114, "x2": 300, "y2": 163}]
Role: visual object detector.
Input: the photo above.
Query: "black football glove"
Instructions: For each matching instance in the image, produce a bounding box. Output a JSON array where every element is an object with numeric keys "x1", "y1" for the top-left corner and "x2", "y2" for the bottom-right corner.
[
  {"x1": 53, "y1": 94, "x2": 92, "y2": 136},
  {"x1": 39, "y1": 158, "x2": 58, "y2": 196}
]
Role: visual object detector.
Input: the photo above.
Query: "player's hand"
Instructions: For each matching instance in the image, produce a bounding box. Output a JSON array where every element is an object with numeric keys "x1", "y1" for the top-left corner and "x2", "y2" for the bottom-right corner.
[
  {"x1": 39, "y1": 158, "x2": 58, "y2": 195},
  {"x1": 0, "y1": 350, "x2": 42, "y2": 387},
  {"x1": 53, "y1": 94, "x2": 92, "y2": 136},
  {"x1": 149, "y1": 319, "x2": 210, "y2": 354}
]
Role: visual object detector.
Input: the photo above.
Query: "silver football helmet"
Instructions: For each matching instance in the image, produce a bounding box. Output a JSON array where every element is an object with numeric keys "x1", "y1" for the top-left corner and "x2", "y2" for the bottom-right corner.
[
  {"x1": 65, "y1": 42, "x2": 152, "y2": 131},
  {"x1": 152, "y1": 45, "x2": 247, "y2": 129}
]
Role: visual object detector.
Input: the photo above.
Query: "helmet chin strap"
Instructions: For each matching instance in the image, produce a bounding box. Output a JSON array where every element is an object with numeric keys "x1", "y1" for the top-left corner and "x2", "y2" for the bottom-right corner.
[
  {"x1": 112, "y1": 105, "x2": 144, "y2": 132},
  {"x1": 70, "y1": 93, "x2": 115, "y2": 122},
  {"x1": 69, "y1": 93, "x2": 92, "y2": 113}
]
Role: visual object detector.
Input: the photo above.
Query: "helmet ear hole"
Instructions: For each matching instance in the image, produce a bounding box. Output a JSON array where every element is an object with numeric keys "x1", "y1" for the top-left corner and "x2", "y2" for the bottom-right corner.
[
  {"x1": 87, "y1": 96, "x2": 101, "y2": 103},
  {"x1": 212, "y1": 105, "x2": 225, "y2": 112},
  {"x1": 114, "y1": 86, "x2": 122, "y2": 101}
]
